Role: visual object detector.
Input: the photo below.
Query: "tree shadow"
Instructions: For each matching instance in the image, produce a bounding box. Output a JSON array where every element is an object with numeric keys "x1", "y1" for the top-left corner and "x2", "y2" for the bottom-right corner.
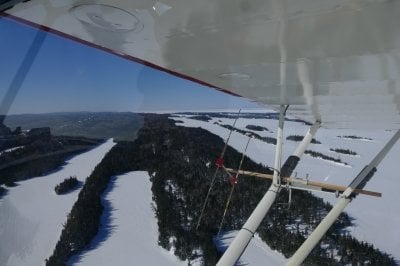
[{"x1": 213, "y1": 231, "x2": 247, "y2": 266}]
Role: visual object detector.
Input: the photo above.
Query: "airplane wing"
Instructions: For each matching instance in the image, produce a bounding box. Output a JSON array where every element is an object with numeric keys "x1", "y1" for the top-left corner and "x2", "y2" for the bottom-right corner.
[{"x1": 3, "y1": 0, "x2": 400, "y2": 128}]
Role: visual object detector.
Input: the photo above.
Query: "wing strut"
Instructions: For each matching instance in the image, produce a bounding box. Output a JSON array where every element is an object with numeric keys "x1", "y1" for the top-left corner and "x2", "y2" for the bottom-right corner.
[
  {"x1": 0, "y1": 27, "x2": 47, "y2": 123},
  {"x1": 286, "y1": 129, "x2": 400, "y2": 266},
  {"x1": 217, "y1": 107, "x2": 320, "y2": 266}
]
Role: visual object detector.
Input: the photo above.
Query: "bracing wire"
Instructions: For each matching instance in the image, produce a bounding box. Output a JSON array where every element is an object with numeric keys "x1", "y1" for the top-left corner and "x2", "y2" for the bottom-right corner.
[
  {"x1": 217, "y1": 136, "x2": 251, "y2": 235},
  {"x1": 195, "y1": 109, "x2": 242, "y2": 230}
]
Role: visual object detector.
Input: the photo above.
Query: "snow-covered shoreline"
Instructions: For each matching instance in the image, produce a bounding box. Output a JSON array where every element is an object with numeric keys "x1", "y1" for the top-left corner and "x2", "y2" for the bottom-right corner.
[{"x1": 0, "y1": 139, "x2": 115, "y2": 266}]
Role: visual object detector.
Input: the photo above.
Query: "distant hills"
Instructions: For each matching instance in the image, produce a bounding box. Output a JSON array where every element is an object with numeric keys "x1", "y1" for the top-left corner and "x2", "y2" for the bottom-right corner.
[{"x1": 4, "y1": 112, "x2": 143, "y2": 141}]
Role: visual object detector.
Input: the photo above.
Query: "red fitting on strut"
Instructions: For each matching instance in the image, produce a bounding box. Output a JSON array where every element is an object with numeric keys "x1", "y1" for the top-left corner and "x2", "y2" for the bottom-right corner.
[
  {"x1": 215, "y1": 157, "x2": 224, "y2": 167},
  {"x1": 229, "y1": 175, "x2": 238, "y2": 186}
]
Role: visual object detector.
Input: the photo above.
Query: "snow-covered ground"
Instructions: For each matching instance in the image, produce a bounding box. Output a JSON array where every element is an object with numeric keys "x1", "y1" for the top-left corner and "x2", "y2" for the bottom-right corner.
[
  {"x1": 0, "y1": 139, "x2": 115, "y2": 266},
  {"x1": 172, "y1": 113, "x2": 400, "y2": 262},
  {"x1": 69, "y1": 171, "x2": 186, "y2": 266}
]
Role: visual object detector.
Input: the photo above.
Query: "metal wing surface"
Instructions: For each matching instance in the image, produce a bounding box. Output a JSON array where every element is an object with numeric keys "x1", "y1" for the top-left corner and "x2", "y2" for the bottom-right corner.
[{"x1": 4, "y1": 0, "x2": 400, "y2": 128}]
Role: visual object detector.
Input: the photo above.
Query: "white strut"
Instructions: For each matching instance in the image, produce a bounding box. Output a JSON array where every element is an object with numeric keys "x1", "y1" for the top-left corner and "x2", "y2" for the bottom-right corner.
[{"x1": 286, "y1": 129, "x2": 400, "y2": 266}]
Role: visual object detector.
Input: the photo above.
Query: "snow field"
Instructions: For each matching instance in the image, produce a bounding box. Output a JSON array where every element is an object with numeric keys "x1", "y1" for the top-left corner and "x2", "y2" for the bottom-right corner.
[{"x1": 69, "y1": 171, "x2": 186, "y2": 266}]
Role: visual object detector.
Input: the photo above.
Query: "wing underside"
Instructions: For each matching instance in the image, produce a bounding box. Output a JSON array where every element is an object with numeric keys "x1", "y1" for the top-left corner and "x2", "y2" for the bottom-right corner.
[{"x1": 4, "y1": 0, "x2": 400, "y2": 128}]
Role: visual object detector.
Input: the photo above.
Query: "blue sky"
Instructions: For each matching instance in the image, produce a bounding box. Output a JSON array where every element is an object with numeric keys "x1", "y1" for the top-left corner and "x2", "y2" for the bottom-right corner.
[{"x1": 0, "y1": 16, "x2": 259, "y2": 114}]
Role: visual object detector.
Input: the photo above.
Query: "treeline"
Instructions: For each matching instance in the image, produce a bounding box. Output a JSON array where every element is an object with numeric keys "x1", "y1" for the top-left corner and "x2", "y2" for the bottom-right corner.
[
  {"x1": 0, "y1": 137, "x2": 102, "y2": 188},
  {"x1": 55, "y1": 176, "x2": 79, "y2": 195},
  {"x1": 0, "y1": 150, "x2": 82, "y2": 191},
  {"x1": 287, "y1": 135, "x2": 321, "y2": 144},
  {"x1": 0, "y1": 136, "x2": 101, "y2": 165},
  {"x1": 305, "y1": 150, "x2": 349, "y2": 166},
  {"x1": 216, "y1": 123, "x2": 277, "y2": 144},
  {"x1": 330, "y1": 148, "x2": 358, "y2": 156},
  {"x1": 188, "y1": 115, "x2": 212, "y2": 122},
  {"x1": 338, "y1": 135, "x2": 373, "y2": 141},
  {"x1": 0, "y1": 186, "x2": 6, "y2": 197},
  {"x1": 0, "y1": 138, "x2": 63, "y2": 165},
  {"x1": 245, "y1": 124, "x2": 269, "y2": 132},
  {"x1": 179, "y1": 112, "x2": 312, "y2": 125}
]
